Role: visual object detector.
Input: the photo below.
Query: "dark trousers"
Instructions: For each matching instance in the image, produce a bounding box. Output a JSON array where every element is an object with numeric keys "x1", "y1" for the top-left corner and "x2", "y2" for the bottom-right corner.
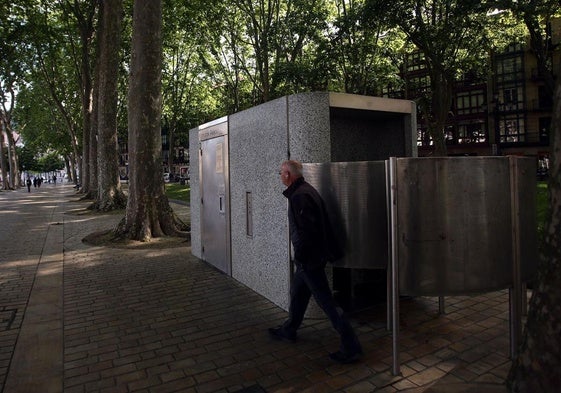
[{"x1": 282, "y1": 265, "x2": 362, "y2": 354}]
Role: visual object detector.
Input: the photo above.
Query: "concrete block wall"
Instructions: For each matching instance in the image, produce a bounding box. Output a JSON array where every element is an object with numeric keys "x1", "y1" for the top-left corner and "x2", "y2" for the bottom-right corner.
[
  {"x1": 228, "y1": 92, "x2": 334, "y2": 310},
  {"x1": 228, "y1": 97, "x2": 292, "y2": 310},
  {"x1": 188, "y1": 127, "x2": 202, "y2": 259},
  {"x1": 287, "y1": 92, "x2": 332, "y2": 163}
]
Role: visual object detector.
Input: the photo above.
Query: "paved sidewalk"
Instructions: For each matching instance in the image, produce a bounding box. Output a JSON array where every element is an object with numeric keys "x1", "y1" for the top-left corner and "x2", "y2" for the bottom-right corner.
[{"x1": 0, "y1": 185, "x2": 513, "y2": 392}]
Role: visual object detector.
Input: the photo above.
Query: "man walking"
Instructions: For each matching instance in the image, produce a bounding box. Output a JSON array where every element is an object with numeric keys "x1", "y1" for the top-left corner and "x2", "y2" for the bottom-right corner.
[{"x1": 269, "y1": 160, "x2": 363, "y2": 364}]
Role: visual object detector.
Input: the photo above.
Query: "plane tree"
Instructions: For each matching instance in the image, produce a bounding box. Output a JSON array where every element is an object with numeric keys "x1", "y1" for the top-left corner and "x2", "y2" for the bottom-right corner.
[
  {"x1": 366, "y1": 0, "x2": 524, "y2": 155},
  {"x1": 13, "y1": 81, "x2": 76, "y2": 180},
  {"x1": 160, "y1": 1, "x2": 222, "y2": 177},
  {"x1": 200, "y1": 0, "x2": 332, "y2": 109},
  {"x1": 114, "y1": 0, "x2": 188, "y2": 241},
  {"x1": 21, "y1": 2, "x2": 87, "y2": 185},
  {"x1": 0, "y1": 0, "x2": 32, "y2": 189},
  {"x1": 91, "y1": 0, "x2": 127, "y2": 211},
  {"x1": 504, "y1": 1, "x2": 561, "y2": 391},
  {"x1": 328, "y1": 0, "x2": 404, "y2": 95},
  {"x1": 56, "y1": 0, "x2": 97, "y2": 194}
]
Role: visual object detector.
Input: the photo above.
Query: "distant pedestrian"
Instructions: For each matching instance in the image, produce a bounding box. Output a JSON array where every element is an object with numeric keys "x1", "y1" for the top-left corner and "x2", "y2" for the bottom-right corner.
[
  {"x1": 268, "y1": 159, "x2": 363, "y2": 364},
  {"x1": 52, "y1": 174, "x2": 57, "y2": 184},
  {"x1": 33, "y1": 177, "x2": 37, "y2": 188},
  {"x1": 26, "y1": 177, "x2": 32, "y2": 192}
]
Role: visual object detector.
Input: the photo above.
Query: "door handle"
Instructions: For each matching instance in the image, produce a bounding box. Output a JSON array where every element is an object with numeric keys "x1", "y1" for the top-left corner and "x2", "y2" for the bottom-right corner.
[{"x1": 219, "y1": 194, "x2": 225, "y2": 213}]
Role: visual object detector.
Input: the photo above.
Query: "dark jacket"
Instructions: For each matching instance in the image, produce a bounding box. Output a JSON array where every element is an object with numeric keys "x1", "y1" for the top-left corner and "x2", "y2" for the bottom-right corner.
[{"x1": 283, "y1": 177, "x2": 342, "y2": 270}]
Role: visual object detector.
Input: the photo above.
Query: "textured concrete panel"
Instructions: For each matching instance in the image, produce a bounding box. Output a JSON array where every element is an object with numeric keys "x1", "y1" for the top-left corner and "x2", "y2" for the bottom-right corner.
[
  {"x1": 286, "y1": 92, "x2": 333, "y2": 318},
  {"x1": 287, "y1": 92, "x2": 331, "y2": 163},
  {"x1": 229, "y1": 96, "x2": 291, "y2": 310},
  {"x1": 189, "y1": 127, "x2": 202, "y2": 258}
]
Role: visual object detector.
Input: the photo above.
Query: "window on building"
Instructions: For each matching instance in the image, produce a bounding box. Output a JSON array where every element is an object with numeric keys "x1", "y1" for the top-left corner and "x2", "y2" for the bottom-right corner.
[
  {"x1": 456, "y1": 90, "x2": 485, "y2": 115},
  {"x1": 505, "y1": 43, "x2": 524, "y2": 53},
  {"x1": 408, "y1": 75, "x2": 430, "y2": 96},
  {"x1": 458, "y1": 123, "x2": 487, "y2": 144},
  {"x1": 417, "y1": 127, "x2": 432, "y2": 146},
  {"x1": 381, "y1": 85, "x2": 404, "y2": 99},
  {"x1": 500, "y1": 86, "x2": 524, "y2": 111},
  {"x1": 538, "y1": 86, "x2": 553, "y2": 109},
  {"x1": 500, "y1": 114, "x2": 525, "y2": 143},
  {"x1": 406, "y1": 52, "x2": 425, "y2": 72},
  {"x1": 496, "y1": 55, "x2": 523, "y2": 83}
]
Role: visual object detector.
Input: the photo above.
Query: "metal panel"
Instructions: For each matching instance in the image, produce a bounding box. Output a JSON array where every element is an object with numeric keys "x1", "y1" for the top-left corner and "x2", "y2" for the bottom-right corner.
[
  {"x1": 303, "y1": 161, "x2": 388, "y2": 269},
  {"x1": 395, "y1": 156, "x2": 537, "y2": 296},
  {"x1": 200, "y1": 125, "x2": 231, "y2": 275},
  {"x1": 515, "y1": 158, "x2": 538, "y2": 282}
]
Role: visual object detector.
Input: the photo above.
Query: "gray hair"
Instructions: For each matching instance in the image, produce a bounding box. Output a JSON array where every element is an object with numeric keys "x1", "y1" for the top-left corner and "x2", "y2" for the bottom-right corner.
[{"x1": 282, "y1": 160, "x2": 303, "y2": 177}]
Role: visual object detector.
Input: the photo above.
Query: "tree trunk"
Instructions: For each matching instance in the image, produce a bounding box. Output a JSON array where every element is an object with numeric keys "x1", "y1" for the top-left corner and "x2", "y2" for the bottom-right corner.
[
  {"x1": 0, "y1": 126, "x2": 9, "y2": 190},
  {"x1": 507, "y1": 55, "x2": 561, "y2": 393},
  {"x1": 89, "y1": 60, "x2": 99, "y2": 197},
  {"x1": 86, "y1": 2, "x2": 103, "y2": 199},
  {"x1": 70, "y1": 153, "x2": 78, "y2": 185},
  {"x1": 4, "y1": 124, "x2": 20, "y2": 188},
  {"x1": 1, "y1": 93, "x2": 20, "y2": 188},
  {"x1": 64, "y1": 156, "x2": 72, "y2": 182},
  {"x1": 93, "y1": 0, "x2": 126, "y2": 211},
  {"x1": 167, "y1": 124, "x2": 174, "y2": 176},
  {"x1": 80, "y1": 59, "x2": 92, "y2": 195},
  {"x1": 115, "y1": 0, "x2": 187, "y2": 241},
  {"x1": 70, "y1": 0, "x2": 97, "y2": 193},
  {"x1": 427, "y1": 65, "x2": 452, "y2": 157}
]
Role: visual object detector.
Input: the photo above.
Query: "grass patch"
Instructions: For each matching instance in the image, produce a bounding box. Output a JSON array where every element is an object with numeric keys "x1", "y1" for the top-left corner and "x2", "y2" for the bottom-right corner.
[{"x1": 165, "y1": 182, "x2": 190, "y2": 203}]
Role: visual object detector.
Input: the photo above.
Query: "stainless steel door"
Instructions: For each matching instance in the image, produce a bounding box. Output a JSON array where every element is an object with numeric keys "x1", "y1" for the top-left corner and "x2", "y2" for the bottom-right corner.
[{"x1": 200, "y1": 127, "x2": 230, "y2": 275}]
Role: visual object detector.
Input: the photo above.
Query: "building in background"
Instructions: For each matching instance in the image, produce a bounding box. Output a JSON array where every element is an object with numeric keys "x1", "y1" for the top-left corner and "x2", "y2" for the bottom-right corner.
[
  {"x1": 117, "y1": 21, "x2": 559, "y2": 180},
  {"x1": 118, "y1": 127, "x2": 190, "y2": 182},
  {"x1": 384, "y1": 18, "x2": 559, "y2": 178}
]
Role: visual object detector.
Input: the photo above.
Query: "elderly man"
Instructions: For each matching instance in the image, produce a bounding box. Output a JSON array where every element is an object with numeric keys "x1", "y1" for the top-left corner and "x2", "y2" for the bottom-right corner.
[{"x1": 269, "y1": 160, "x2": 363, "y2": 364}]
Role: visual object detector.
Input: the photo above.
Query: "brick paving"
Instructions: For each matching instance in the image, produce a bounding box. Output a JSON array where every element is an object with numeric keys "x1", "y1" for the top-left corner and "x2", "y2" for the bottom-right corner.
[{"x1": 0, "y1": 184, "x2": 514, "y2": 392}]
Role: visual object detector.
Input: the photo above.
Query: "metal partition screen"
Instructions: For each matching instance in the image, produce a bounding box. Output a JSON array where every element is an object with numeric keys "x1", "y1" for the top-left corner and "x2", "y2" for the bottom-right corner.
[
  {"x1": 303, "y1": 161, "x2": 388, "y2": 270},
  {"x1": 393, "y1": 156, "x2": 537, "y2": 296}
]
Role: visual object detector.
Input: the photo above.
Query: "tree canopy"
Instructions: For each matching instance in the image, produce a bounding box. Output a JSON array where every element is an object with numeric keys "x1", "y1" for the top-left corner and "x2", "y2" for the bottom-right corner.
[{"x1": 3, "y1": 0, "x2": 545, "y2": 161}]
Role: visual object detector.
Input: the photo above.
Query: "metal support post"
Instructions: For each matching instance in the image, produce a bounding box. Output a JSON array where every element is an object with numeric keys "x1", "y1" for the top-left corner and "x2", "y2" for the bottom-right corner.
[{"x1": 389, "y1": 157, "x2": 400, "y2": 376}]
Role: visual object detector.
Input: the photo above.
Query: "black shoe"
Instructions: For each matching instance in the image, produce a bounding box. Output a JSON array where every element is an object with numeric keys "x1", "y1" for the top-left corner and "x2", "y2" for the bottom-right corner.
[
  {"x1": 329, "y1": 350, "x2": 362, "y2": 364},
  {"x1": 268, "y1": 327, "x2": 297, "y2": 343}
]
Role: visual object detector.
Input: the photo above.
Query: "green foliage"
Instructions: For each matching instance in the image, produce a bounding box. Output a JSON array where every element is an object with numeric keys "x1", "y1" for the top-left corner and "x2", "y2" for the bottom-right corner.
[
  {"x1": 17, "y1": 145, "x2": 40, "y2": 172},
  {"x1": 13, "y1": 83, "x2": 72, "y2": 156},
  {"x1": 364, "y1": 0, "x2": 529, "y2": 154},
  {"x1": 328, "y1": 0, "x2": 405, "y2": 94},
  {"x1": 5, "y1": 0, "x2": 560, "y2": 165},
  {"x1": 37, "y1": 151, "x2": 64, "y2": 172}
]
